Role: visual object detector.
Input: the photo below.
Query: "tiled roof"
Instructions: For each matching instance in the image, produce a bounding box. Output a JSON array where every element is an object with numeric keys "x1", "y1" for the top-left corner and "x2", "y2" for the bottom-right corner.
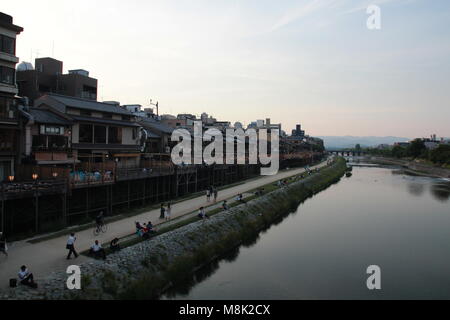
[
  {"x1": 44, "y1": 94, "x2": 133, "y2": 116},
  {"x1": 139, "y1": 118, "x2": 174, "y2": 134},
  {"x1": 29, "y1": 108, "x2": 73, "y2": 125}
]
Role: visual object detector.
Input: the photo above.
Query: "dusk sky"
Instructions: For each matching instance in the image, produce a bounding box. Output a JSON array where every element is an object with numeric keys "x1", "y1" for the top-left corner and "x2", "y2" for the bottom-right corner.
[{"x1": 3, "y1": 0, "x2": 450, "y2": 138}]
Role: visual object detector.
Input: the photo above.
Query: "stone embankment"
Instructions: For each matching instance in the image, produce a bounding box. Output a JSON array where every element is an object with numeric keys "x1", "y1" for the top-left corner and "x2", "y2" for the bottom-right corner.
[
  {"x1": 368, "y1": 157, "x2": 450, "y2": 178},
  {"x1": 3, "y1": 158, "x2": 347, "y2": 300}
]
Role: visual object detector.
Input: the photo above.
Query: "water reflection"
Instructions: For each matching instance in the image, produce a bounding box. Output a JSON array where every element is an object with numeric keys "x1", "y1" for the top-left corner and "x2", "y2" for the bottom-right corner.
[
  {"x1": 407, "y1": 182, "x2": 426, "y2": 197},
  {"x1": 162, "y1": 247, "x2": 241, "y2": 299},
  {"x1": 430, "y1": 182, "x2": 450, "y2": 202}
]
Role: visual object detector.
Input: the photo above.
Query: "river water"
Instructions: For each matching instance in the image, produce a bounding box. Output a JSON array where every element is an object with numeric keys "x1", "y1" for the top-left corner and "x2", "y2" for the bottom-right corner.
[{"x1": 162, "y1": 162, "x2": 450, "y2": 300}]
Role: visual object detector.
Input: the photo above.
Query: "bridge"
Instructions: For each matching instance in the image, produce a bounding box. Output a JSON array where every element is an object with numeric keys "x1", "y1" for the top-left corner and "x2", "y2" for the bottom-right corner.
[{"x1": 327, "y1": 149, "x2": 367, "y2": 157}]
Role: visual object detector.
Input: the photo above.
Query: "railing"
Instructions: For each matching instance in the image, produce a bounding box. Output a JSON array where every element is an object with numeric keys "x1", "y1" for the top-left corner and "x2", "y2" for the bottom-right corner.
[
  {"x1": 116, "y1": 161, "x2": 175, "y2": 181},
  {"x1": 0, "y1": 179, "x2": 67, "y2": 200}
]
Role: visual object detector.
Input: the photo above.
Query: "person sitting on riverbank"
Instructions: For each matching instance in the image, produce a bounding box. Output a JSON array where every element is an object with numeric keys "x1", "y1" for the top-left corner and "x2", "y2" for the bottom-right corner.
[
  {"x1": 147, "y1": 221, "x2": 157, "y2": 234},
  {"x1": 222, "y1": 201, "x2": 230, "y2": 211},
  {"x1": 198, "y1": 207, "x2": 209, "y2": 220},
  {"x1": 110, "y1": 238, "x2": 121, "y2": 253},
  {"x1": 89, "y1": 240, "x2": 106, "y2": 260},
  {"x1": 18, "y1": 265, "x2": 37, "y2": 288},
  {"x1": 255, "y1": 188, "x2": 264, "y2": 197},
  {"x1": 135, "y1": 222, "x2": 143, "y2": 234},
  {"x1": 236, "y1": 194, "x2": 247, "y2": 205}
]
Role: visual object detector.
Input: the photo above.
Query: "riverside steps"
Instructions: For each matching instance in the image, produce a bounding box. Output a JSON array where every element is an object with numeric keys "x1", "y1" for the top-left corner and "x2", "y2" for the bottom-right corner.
[{"x1": 1, "y1": 157, "x2": 346, "y2": 300}]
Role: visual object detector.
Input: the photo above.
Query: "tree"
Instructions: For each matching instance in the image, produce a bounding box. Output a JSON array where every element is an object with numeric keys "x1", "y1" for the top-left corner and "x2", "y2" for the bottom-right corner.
[
  {"x1": 407, "y1": 139, "x2": 426, "y2": 158},
  {"x1": 430, "y1": 145, "x2": 450, "y2": 165},
  {"x1": 391, "y1": 145, "x2": 406, "y2": 158}
]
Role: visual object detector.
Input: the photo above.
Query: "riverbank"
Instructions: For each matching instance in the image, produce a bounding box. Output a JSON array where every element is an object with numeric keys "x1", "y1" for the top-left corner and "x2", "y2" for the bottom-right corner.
[
  {"x1": 3, "y1": 158, "x2": 346, "y2": 300},
  {"x1": 361, "y1": 157, "x2": 450, "y2": 179}
]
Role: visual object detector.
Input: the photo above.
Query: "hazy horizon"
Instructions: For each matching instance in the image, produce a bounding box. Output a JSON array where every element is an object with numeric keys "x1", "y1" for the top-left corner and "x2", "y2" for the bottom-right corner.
[{"x1": 3, "y1": 0, "x2": 450, "y2": 137}]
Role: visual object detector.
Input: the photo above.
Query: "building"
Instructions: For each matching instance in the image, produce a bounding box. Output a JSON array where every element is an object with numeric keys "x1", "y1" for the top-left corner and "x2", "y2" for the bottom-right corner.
[
  {"x1": 123, "y1": 104, "x2": 156, "y2": 119},
  {"x1": 16, "y1": 57, "x2": 98, "y2": 104},
  {"x1": 0, "y1": 12, "x2": 23, "y2": 182},
  {"x1": 247, "y1": 118, "x2": 281, "y2": 132},
  {"x1": 139, "y1": 117, "x2": 174, "y2": 154},
  {"x1": 291, "y1": 124, "x2": 305, "y2": 139},
  {"x1": 34, "y1": 94, "x2": 142, "y2": 169},
  {"x1": 161, "y1": 114, "x2": 197, "y2": 129}
]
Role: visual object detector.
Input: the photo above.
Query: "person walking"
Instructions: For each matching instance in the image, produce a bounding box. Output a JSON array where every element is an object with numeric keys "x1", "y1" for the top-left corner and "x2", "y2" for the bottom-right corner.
[
  {"x1": 165, "y1": 203, "x2": 172, "y2": 221},
  {"x1": 66, "y1": 233, "x2": 78, "y2": 260},
  {"x1": 206, "y1": 189, "x2": 211, "y2": 202},
  {"x1": 213, "y1": 188, "x2": 218, "y2": 203},
  {"x1": 160, "y1": 204, "x2": 166, "y2": 219}
]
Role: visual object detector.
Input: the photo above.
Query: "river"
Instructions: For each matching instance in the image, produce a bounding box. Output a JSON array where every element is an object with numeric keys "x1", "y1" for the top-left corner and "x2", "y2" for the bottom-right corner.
[{"x1": 161, "y1": 161, "x2": 450, "y2": 300}]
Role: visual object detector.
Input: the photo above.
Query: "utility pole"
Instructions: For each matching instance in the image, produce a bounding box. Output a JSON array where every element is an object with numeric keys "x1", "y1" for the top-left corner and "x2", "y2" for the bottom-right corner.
[{"x1": 150, "y1": 99, "x2": 159, "y2": 117}]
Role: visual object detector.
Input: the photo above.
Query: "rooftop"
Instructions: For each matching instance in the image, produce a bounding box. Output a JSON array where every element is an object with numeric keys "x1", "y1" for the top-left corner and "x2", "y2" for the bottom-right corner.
[
  {"x1": 29, "y1": 108, "x2": 73, "y2": 126},
  {"x1": 39, "y1": 94, "x2": 133, "y2": 117}
]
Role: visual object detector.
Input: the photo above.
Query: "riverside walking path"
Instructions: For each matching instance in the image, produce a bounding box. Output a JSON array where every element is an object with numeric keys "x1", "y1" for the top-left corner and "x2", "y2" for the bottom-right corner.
[{"x1": 0, "y1": 160, "x2": 329, "y2": 290}]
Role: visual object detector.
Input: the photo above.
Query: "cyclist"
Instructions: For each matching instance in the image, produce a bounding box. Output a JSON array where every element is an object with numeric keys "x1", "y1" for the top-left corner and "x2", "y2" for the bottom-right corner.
[{"x1": 95, "y1": 211, "x2": 105, "y2": 230}]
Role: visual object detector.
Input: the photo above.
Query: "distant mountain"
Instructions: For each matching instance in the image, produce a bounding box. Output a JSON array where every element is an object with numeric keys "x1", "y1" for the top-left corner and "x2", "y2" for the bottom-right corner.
[{"x1": 318, "y1": 136, "x2": 410, "y2": 150}]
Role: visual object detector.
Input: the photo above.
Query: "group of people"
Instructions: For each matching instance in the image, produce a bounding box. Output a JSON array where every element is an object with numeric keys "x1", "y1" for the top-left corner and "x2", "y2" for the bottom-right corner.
[
  {"x1": 66, "y1": 232, "x2": 111, "y2": 260},
  {"x1": 206, "y1": 186, "x2": 219, "y2": 203},
  {"x1": 136, "y1": 221, "x2": 158, "y2": 239},
  {"x1": 159, "y1": 203, "x2": 172, "y2": 221}
]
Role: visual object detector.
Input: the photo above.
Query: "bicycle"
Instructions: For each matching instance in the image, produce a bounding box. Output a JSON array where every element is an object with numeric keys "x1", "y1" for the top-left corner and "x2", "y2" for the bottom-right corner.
[{"x1": 93, "y1": 222, "x2": 108, "y2": 236}]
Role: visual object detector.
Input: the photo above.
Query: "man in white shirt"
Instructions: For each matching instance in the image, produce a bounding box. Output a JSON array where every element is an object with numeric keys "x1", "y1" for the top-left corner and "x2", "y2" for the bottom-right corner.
[
  {"x1": 66, "y1": 233, "x2": 78, "y2": 260},
  {"x1": 89, "y1": 240, "x2": 106, "y2": 260},
  {"x1": 18, "y1": 265, "x2": 37, "y2": 288}
]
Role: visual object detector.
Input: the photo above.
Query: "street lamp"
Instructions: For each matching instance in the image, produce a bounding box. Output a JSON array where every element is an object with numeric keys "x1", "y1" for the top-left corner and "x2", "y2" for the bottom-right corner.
[
  {"x1": 52, "y1": 172, "x2": 59, "y2": 179},
  {"x1": 8, "y1": 176, "x2": 14, "y2": 182},
  {"x1": 32, "y1": 173, "x2": 38, "y2": 181}
]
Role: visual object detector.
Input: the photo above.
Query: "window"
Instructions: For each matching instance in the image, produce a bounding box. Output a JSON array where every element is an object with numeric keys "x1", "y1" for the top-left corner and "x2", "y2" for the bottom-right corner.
[
  {"x1": 80, "y1": 110, "x2": 92, "y2": 117},
  {"x1": 94, "y1": 125, "x2": 107, "y2": 144},
  {"x1": 0, "y1": 35, "x2": 15, "y2": 55},
  {"x1": 0, "y1": 130, "x2": 15, "y2": 152},
  {"x1": 79, "y1": 124, "x2": 93, "y2": 143},
  {"x1": 108, "y1": 127, "x2": 122, "y2": 144},
  {"x1": 103, "y1": 113, "x2": 113, "y2": 119},
  {"x1": 0, "y1": 66, "x2": 15, "y2": 85},
  {"x1": 0, "y1": 97, "x2": 17, "y2": 120},
  {"x1": 32, "y1": 135, "x2": 68, "y2": 151}
]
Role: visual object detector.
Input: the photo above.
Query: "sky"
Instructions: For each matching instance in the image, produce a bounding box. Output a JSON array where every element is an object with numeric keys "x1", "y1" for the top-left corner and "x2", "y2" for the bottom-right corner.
[{"x1": 3, "y1": 0, "x2": 450, "y2": 138}]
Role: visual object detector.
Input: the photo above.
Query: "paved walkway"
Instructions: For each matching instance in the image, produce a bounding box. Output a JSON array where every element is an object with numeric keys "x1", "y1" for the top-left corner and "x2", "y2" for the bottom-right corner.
[{"x1": 0, "y1": 161, "x2": 328, "y2": 289}]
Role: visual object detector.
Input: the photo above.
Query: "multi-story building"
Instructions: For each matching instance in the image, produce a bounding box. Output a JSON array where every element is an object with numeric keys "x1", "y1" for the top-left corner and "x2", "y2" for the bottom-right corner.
[
  {"x1": 0, "y1": 12, "x2": 23, "y2": 182},
  {"x1": 16, "y1": 57, "x2": 98, "y2": 104},
  {"x1": 34, "y1": 94, "x2": 142, "y2": 169}
]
